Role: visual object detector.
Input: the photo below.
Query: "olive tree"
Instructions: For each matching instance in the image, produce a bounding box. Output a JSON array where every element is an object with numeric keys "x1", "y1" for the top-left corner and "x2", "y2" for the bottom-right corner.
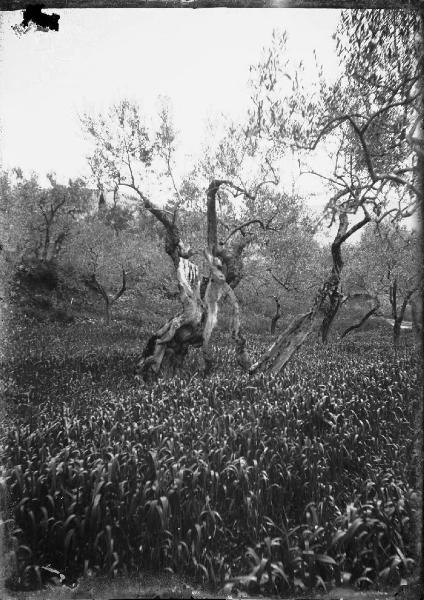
[
  {"x1": 246, "y1": 9, "x2": 421, "y2": 371},
  {"x1": 81, "y1": 101, "x2": 296, "y2": 377}
]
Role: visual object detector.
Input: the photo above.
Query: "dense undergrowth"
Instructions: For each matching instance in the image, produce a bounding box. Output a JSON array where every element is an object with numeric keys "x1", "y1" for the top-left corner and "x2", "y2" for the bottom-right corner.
[{"x1": 0, "y1": 320, "x2": 421, "y2": 596}]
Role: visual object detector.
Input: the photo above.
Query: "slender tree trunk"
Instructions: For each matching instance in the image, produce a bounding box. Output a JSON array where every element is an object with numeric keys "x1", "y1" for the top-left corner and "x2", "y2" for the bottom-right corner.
[
  {"x1": 104, "y1": 300, "x2": 110, "y2": 326},
  {"x1": 270, "y1": 316, "x2": 279, "y2": 335},
  {"x1": 270, "y1": 297, "x2": 281, "y2": 335},
  {"x1": 41, "y1": 224, "x2": 50, "y2": 262},
  {"x1": 320, "y1": 214, "x2": 348, "y2": 344},
  {"x1": 389, "y1": 278, "x2": 418, "y2": 349},
  {"x1": 320, "y1": 211, "x2": 370, "y2": 343},
  {"x1": 49, "y1": 231, "x2": 66, "y2": 263},
  {"x1": 84, "y1": 270, "x2": 126, "y2": 328},
  {"x1": 393, "y1": 318, "x2": 401, "y2": 349},
  {"x1": 389, "y1": 278, "x2": 400, "y2": 349}
]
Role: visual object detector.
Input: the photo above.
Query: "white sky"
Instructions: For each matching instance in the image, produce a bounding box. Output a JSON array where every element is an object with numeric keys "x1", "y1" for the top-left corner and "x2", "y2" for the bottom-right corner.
[{"x1": 0, "y1": 8, "x2": 342, "y2": 215}]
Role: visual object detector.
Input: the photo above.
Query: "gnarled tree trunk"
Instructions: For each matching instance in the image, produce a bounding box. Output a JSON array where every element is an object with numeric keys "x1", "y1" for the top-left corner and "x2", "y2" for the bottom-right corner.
[
  {"x1": 137, "y1": 257, "x2": 206, "y2": 381},
  {"x1": 137, "y1": 180, "x2": 252, "y2": 380}
]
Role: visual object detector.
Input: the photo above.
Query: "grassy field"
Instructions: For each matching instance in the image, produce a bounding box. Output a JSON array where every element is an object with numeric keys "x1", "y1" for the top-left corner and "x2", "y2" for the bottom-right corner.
[{"x1": 0, "y1": 318, "x2": 421, "y2": 597}]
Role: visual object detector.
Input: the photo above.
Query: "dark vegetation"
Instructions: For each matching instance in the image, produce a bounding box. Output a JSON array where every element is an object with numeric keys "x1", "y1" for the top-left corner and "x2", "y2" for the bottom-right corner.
[{"x1": 0, "y1": 298, "x2": 421, "y2": 596}]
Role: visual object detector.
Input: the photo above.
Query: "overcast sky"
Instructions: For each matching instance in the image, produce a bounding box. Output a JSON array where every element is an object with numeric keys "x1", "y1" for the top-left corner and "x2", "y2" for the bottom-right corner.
[{"x1": 0, "y1": 8, "x2": 342, "y2": 214}]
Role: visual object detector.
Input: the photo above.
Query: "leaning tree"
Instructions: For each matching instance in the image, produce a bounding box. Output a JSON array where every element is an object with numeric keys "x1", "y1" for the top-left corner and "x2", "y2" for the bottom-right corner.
[{"x1": 245, "y1": 9, "x2": 422, "y2": 369}]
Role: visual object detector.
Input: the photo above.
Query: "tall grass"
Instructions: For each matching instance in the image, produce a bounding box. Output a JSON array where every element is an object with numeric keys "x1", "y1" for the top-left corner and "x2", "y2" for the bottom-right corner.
[{"x1": 0, "y1": 322, "x2": 420, "y2": 594}]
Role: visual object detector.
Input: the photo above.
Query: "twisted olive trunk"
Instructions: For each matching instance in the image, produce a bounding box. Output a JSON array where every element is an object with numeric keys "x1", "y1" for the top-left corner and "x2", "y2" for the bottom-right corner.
[{"x1": 138, "y1": 181, "x2": 253, "y2": 380}]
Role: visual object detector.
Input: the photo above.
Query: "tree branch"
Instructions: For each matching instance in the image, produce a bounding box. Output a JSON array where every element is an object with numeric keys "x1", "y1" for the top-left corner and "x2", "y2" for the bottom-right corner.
[
  {"x1": 337, "y1": 209, "x2": 371, "y2": 246},
  {"x1": 341, "y1": 298, "x2": 381, "y2": 338},
  {"x1": 111, "y1": 268, "x2": 127, "y2": 304},
  {"x1": 267, "y1": 269, "x2": 297, "y2": 292},
  {"x1": 223, "y1": 219, "x2": 267, "y2": 244},
  {"x1": 86, "y1": 273, "x2": 109, "y2": 306}
]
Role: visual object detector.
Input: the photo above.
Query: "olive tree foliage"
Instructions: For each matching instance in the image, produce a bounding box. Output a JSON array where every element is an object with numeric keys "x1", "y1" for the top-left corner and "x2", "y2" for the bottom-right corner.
[
  {"x1": 245, "y1": 10, "x2": 422, "y2": 371},
  {"x1": 342, "y1": 223, "x2": 421, "y2": 346},
  {"x1": 0, "y1": 169, "x2": 91, "y2": 267},
  {"x1": 81, "y1": 97, "x2": 305, "y2": 377},
  {"x1": 238, "y1": 205, "x2": 325, "y2": 334},
  {"x1": 250, "y1": 12, "x2": 420, "y2": 205},
  {"x1": 62, "y1": 211, "x2": 160, "y2": 325}
]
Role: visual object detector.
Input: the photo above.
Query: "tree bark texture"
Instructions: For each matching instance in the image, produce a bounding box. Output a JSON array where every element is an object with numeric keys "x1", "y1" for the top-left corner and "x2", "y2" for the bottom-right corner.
[
  {"x1": 250, "y1": 270, "x2": 347, "y2": 373},
  {"x1": 250, "y1": 309, "x2": 316, "y2": 374},
  {"x1": 320, "y1": 214, "x2": 350, "y2": 343},
  {"x1": 138, "y1": 180, "x2": 252, "y2": 380},
  {"x1": 137, "y1": 257, "x2": 205, "y2": 381}
]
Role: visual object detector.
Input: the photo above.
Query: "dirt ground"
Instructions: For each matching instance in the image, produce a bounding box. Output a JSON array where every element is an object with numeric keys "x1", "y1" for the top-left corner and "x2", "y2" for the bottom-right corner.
[{"x1": 2, "y1": 574, "x2": 420, "y2": 600}]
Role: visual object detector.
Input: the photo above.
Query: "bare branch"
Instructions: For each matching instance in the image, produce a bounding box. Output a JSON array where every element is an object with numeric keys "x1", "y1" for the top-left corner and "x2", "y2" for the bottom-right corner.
[
  {"x1": 118, "y1": 182, "x2": 174, "y2": 230},
  {"x1": 337, "y1": 210, "x2": 371, "y2": 246},
  {"x1": 267, "y1": 269, "x2": 298, "y2": 292},
  {"x1": 223, "y1": 219, "x2": 267, "y2": 244},
  {"x1": 341, "y1": 297, "x2": 381, "y2": 338}
]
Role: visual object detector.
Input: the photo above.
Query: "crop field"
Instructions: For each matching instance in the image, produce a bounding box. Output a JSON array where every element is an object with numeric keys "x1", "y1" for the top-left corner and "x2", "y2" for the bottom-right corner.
[{"x1": 0, "y1": 321, "x2": 421, "y2": 596}]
